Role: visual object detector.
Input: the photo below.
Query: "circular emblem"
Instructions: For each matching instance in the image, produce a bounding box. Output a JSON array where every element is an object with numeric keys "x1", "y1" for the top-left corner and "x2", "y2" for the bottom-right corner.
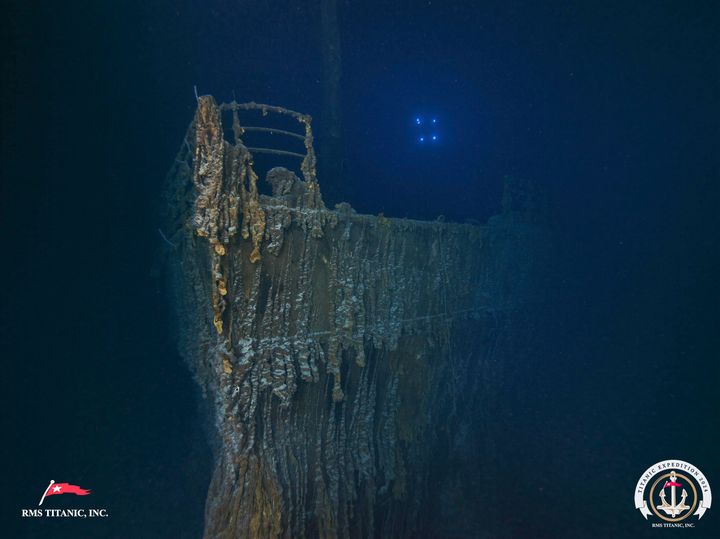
[{"x1": 635, "y1": 460, "x2": 712, "y2": 524}]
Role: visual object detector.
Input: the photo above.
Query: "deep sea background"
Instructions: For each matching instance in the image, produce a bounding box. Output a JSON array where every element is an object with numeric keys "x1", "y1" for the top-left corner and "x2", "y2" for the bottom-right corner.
[{"x1": 1, "y1": 1, "x2": 718, "y2": 537}]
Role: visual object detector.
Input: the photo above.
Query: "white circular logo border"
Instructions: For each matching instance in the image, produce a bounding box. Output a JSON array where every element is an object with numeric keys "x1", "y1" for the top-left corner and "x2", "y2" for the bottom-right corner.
[{"x1": 634, "y1": 459, "x2": 712, "y2": 520}]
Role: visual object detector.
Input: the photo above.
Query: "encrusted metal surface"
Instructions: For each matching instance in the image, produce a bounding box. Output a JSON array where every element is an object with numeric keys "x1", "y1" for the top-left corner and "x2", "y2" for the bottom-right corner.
[{"x1": 163, "y1": 96, "x2": 539, "y2": 538}]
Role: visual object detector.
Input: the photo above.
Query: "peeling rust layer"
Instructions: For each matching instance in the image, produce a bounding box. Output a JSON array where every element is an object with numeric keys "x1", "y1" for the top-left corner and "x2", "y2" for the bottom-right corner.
[{"x1": 163, "y1": 96, "x2": 540, "y2": 538}]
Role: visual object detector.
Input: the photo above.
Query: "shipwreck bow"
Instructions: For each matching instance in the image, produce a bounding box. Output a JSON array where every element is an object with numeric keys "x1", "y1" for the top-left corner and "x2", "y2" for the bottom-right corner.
[{"x1": 163, "y1": 95, "x2": 543, "y2": 538}]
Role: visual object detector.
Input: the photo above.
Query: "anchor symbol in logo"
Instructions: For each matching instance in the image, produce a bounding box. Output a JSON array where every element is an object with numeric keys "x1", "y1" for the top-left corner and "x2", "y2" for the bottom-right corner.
[{"x1": 656, "y1": 471, "x2": 691, "y2": 518}]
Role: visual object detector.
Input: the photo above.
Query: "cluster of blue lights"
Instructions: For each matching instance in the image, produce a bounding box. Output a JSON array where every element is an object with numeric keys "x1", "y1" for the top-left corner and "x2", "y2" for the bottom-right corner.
[{"x1": 414, "y1": 116, "x2": 439, "y2": 144}]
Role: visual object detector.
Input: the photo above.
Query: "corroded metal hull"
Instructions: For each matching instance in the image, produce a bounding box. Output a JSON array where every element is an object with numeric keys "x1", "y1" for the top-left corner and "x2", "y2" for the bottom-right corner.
[{"x1": 164, "y1": 96, "x2": 541, "y2": 538}]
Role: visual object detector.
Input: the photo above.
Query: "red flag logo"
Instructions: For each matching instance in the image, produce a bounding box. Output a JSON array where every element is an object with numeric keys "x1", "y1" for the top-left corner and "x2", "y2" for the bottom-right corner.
[{"x1": 38, "y1": 480, "x2": 91, "y2": 506}]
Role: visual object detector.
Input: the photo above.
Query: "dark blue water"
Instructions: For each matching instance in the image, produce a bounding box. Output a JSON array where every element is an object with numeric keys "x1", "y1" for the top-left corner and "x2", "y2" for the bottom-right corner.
[{"x1": 2, "y1": 1, "x2": 718, "y2": 537}]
